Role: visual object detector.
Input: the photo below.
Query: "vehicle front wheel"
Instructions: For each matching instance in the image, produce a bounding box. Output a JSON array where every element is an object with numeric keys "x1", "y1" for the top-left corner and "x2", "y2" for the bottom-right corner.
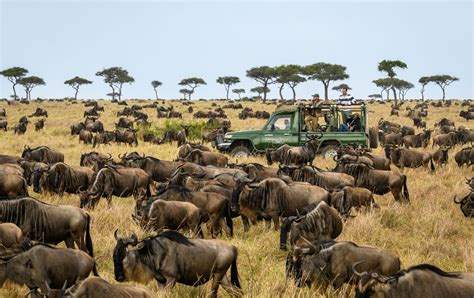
[
  {"x1": 320, "y1": 145, "x2": 338, "y2": 159},
  {"x1": 230, "y1": 146, "x2": 251, "y2": 158}
]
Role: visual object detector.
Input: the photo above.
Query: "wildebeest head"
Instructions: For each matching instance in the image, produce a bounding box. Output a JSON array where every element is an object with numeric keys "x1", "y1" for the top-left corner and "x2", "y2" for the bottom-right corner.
[
  {"x1": 265, "y1": 149, "x2": 274, "y2": 165},
  {"x1": 290, "y1": 240, "x2": 327, "y2": 286},
  {"x1": 113, "y1": 230, "x2": 139, "y2": 282},
  {"x1": 453, "y1": 191, "x2": 474, "y2": 218},
  {"x1": 33, "y1": 165, "x2": 51, "y2": 193}
]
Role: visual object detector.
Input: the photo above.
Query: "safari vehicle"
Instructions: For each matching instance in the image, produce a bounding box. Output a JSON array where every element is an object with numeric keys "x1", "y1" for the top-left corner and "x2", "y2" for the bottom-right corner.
[{"x1": 216, "y1": 103, "x2": 376, "y2": 158}]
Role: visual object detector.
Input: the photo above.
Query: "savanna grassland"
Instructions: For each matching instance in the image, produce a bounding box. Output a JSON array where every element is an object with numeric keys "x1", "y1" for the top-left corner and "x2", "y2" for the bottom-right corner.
[{"x1": 0, "y1": 99, "x2": 473, "y2": 297}]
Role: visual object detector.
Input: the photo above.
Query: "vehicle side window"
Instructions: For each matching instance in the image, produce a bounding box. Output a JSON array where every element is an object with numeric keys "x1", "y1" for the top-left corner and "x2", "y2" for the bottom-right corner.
[{"x1": 267, "y1": 115, "x2": 292, "y2": 131}]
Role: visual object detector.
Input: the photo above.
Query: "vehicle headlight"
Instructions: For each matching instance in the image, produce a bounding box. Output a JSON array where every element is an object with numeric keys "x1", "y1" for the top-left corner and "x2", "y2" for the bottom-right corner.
[{"x1": 226, "y1": 134, "x2": 233, "y2": 139}]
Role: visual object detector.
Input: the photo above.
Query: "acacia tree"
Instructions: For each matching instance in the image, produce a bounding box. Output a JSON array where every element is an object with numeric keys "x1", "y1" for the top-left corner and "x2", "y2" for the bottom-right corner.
[
  {"x1": 179, "y1": 88, "x2": 193, "y2": 100},
  {"x1": 64, "y1": 76, "x2": 92, "y2": 100},
  {"x1": 377, "y1": 59, "x2": 407, "y2": 102},
  {"x1": 332, "y1": 83, "x2": 351, "y2": 92},
  {"x1": 368, "y1": 94, "x2": 382, "y2": 100},
  {"x1": 95, "y1": 67, "x2": 134, "y2": 100},
  {"x1": 246, "y1": 66, "x2": 276, "y2": 102},
  {"x1": 303, "y1": 63, "x2": 349, "y2": 100},
  {"x1": 216, "y1": 76, "x2": 240, "y2": 100},
  {"x1": 178, "y1": 77, "x2": 206, "y2": 100},
  {"x1": 250, "y1": 86, "x2": 270, "y2": 99},
  {"x1": 151, "y1": 80, "x2": 162, "y2": 100},
  {"x1": 18, "y1": 76, "x2": 45, "y2": 100},
  {"x1": 232, "y1": 88, "x2": 245, "y2": 100},
  {"x1": 393, "y1": 79, "x2": 414, "y2": 100},
  {"x1": 0, "y1": 67, "x2": 28, "y2": 100},
  {"x1": 372, "y1": 78, "x2": 393, "y2": 100},
  {"x1": 274, "y1": 65, "x2": 306, "y2": 101},
  {"x1": 429, "y1": 75, "x2": 459, "y2": 101},
  {"x1": 418, "y1": 76, "x2": 431, "y2": 101}
]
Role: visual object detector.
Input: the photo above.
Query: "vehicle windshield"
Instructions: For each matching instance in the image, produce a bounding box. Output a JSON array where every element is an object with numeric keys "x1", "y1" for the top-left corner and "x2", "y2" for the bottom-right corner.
[{"x1": 265, "y1": 114, "x2": 292, "y2": 131}]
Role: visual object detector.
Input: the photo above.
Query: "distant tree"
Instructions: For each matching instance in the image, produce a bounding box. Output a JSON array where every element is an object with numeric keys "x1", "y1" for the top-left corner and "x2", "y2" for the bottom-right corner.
[
  {"x1": 246, "y1": 66, "x2": 277, "y2": 102},
  {"x1": 232, "y1": 88, "x2": 245, "y2": 100},
  {"x1": 332, "y1": 83, "x2": 351, "y2": 92},
  {"x1": 216, "y1": 76, "x2": 240, "y2": 100},
  {"x1": 428, "y1": 74, "x2": 459, "y2": 101},
  {"x1": 178, "y1": 77, "x2": 206, "y2": 100},
  {"x1": 179, "y1": 88, "x2": 193, "y2": 100},
  {"x1": 377, "y1": 59, "x2": 407, "y2": 102},
  {"x1": 372, "y1": 78, "x2": 393, "y2": 100},
  {"x1": 0, "y1": 67, "x2": 28, "y2": 100},
  {"x1": 392, "y1": 79, "x2": 414, "y2": 100},
  {"x1": 274, "y1": 65, "x2": 306, "y2": 101},
  {"x1": 250, "y1": 86, "x2": 270, "y2": 99},
  {"x1": 64, "y1": 76, "x2": 92, "y2": 100},
  {"x1": 368, "y1": 94, "x2": 382, "y2": 100},
  {"x1": 151, "y1": 80, "x2": 162, "y2": 100},
  {"x1": 18, "y1": 76, "x2": 45, "y2": 100},
  {"x1": 95, "y1": 67, "x2": 134, "y2": 100},
  {"x1": 303, "y1": 63, "x2": 349, "y2": 100},
  {"x1": 418, "y1": 76, "x2": 431, "y2": 101}
]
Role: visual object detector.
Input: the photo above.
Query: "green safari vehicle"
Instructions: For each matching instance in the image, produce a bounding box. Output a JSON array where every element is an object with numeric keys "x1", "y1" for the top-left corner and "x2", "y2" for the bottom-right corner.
[{"x1": 216, "y1": 103, "x2": 376, "y2": 158}]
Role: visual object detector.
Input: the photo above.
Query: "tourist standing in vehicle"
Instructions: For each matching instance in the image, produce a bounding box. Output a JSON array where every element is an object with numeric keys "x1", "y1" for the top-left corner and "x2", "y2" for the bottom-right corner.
[
  {"x1": 304, "y1": 93, "x2": 321, "y2": 131},
  {"x1": 338, "y1": 87, "x2": 356, "y2": 122}
]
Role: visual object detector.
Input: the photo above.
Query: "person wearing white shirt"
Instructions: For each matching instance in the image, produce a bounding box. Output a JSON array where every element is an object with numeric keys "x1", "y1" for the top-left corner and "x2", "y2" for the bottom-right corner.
[{"x1": 338, "y1": 87, "x2": 356, "y2": 122}]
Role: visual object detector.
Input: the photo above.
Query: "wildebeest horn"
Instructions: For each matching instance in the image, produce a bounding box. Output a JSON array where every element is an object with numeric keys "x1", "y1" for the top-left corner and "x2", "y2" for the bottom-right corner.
[
  {"x1": 106, "y1": 153, "x2": 112, "y2": 160},
  {"x1": 61, "y1": 280, "x2": 68, "y2": 291},
  {"x1": 453, "y1": 195, "x2": 463, "y2": 204},
  {"x1": 114, "y1": 229, "x2": 120, "y2": 241},
  {"x1": 118, "y1": 153, "x2": 123, "y2": 159},
  {"x1": 130, "y1": 233, "x2": 138, "y2": 245},
  {"x1": 352, "y1": 261, "x2": 367, "y2": 277},
  {"x1": 300, "y1": 237, "x2": 317, "y2": 255},
  {"x1": 45, "y1": 281, "x2": 51, "y2": 292}
]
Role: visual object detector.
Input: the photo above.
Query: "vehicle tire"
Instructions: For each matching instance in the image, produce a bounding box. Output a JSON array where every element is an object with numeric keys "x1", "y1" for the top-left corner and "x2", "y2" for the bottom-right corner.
[
  {"x1": 369, "y1": 127, "x2": 378, "y2": 149},
  {"x1": 320, "y1": 145, "x2": 338, "y2": 159},
  {"x1": 230, "y1": 145, "x2": 251, "y2": 158}
]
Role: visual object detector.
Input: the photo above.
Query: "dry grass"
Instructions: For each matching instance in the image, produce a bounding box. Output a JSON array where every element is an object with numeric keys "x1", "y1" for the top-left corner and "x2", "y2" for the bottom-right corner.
[{"x1": 0, "y1": 99, "x2": 473, "y2": 297}]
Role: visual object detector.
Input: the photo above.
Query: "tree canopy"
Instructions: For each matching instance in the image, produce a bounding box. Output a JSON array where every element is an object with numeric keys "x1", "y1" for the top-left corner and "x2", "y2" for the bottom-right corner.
[
  {"x1": 372, "y1": 78, "x2": 394, "y2": 100},
  {"x1": 274, "y1": 65, "x2": 306, "y2": 101},
  {"x1": 151, "y1": 80, "x2": 162, "y2": 100},
  {"x1": 250, "y1": 86, "x2": 270, "y2": 98},
  {"x1": 179, "y1": 88, "x2": 193, "y2": 100},
  {"x1": 0, "y1": 67, "x2": 29, "y2": 100},
  {"x1": 428, "y1": 75, "x2": 459, "y2": 100},
  {"x1": 368, "y1": 94, "x2": 382, "y2": 99},
  {"x1": 418, "y1": 76, "x2": 431, "y2": 100},
  {"x1": 377, "y1": 59, "x2": 407, "y2": 102},
  {"x1": 303, "y1": 63, "x2": 349, "y2": 100},
  {"x1": 392, "y1": 79, "x2": 414, "y2": 100},
  {"x1": 95, "y1": 67, "x2": 134, "y2": 100},
  {"x1": 18, "y1": 76, "x2": 45, "y2": 100},
  {"x1": 64, "y1": 76, "x2": 92, "y2": 100},
  {"x1": 178, "y1": 77, "x2": 206, "y2": 100},
  {"x1": 232, "y1": 88, "x2": 245, "y2": 100},
  {"x1": 332, "y1": 83, "x2": 351, "y2": 91},
  {"x1": 216, "y1": 76, "x2": 240, "y2": 100},
  {"x1": 246, "y1": 66, "x2": 276, "y2": 102}
]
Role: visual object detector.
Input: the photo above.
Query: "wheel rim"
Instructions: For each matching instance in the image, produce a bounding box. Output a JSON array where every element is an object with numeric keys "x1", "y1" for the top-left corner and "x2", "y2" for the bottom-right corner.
[
  {"x1": 324, "y1": 149, "x2": 338, "y2": 159},
  {"x1": 234, "y1": 151, "x2": 248, "y2": 158}
]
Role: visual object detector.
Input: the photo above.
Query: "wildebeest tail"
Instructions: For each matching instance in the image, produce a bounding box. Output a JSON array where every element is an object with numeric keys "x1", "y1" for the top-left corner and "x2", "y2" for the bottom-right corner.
[
  {"x1": 430, "y1": 158, "x2": 435, "y2": 172},
  {"x1": 230, "y1": 250, "x2": 241, "y2": 289},
  {"x1": 224, "y1": 199, "x2": 234, "y2": 237},
  {"x1": 85, "y1": 213, "x2": 94, "y2": 258},
  {"x1": 20, "y1": 177, "x2": 29, "y2": 197},
  {"x1": 402, "y1": 175, "x2": 409, "y2": 201}
]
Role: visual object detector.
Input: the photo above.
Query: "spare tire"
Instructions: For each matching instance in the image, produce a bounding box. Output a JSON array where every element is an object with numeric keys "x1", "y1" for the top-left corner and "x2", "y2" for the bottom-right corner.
[{"x1": 369, "y1": 127, "x2": 378, "y2": 148}]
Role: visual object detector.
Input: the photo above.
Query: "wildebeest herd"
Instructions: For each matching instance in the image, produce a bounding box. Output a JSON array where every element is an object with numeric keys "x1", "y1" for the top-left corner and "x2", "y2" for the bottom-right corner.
[{"x1": 0, "y1": 98, "x2": 472, "y2": 297}]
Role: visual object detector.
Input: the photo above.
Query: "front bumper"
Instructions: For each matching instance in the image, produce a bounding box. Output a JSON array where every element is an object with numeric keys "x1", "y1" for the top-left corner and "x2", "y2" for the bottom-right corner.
[{"x1": 217, "y1": 142, "x2": 231, "y2": 151}]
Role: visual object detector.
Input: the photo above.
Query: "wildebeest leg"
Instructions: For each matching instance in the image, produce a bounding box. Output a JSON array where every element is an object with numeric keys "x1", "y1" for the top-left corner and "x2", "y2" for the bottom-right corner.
[
  {"x1": 272, "y1": 215, "x2": 280, "y2": 231},
  {"x1": 220, "y1": 218, "x2": 232, "y2": 237},
  {"x1": 210, "y1": 215, "x2": 222, "y2": 238},
  {"x1": 210, "y1": 272, "x2": 225, "y2": 298},
  {"x1": 332, "y1": 274, "x2": 346, "y2": 290},
  {"x1": 64, "y1": 237, "x2": 75, "y2": 249},
  {"x1": 241, "y1": 215, "x2": 250, "y2": 232},
  {"x1": 264, "y1": 219, "x2": 271, "y2": 230}
]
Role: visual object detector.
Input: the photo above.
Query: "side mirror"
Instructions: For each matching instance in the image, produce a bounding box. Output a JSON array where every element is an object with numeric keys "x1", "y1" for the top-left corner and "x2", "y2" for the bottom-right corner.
[{"x1": 270, "y1": 124, "x2": 275, "y2": 131}]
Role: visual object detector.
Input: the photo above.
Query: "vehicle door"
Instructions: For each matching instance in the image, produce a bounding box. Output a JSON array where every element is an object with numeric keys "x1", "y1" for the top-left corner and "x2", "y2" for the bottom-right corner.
[{"x1": 259, "y1": 112, "x2": 299, "y2": 149}]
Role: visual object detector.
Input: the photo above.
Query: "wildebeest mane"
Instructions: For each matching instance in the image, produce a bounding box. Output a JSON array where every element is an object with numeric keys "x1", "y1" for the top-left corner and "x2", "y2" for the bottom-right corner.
[
  {"x1": 157, "y1": 230, "x2": 194, "y2": 246},
  {"x1": 156, "y1": 185, "x2": 192, "y2": 199},
  {"x1": 392, "y1": 264, "x2": 461, "y2": 280}
]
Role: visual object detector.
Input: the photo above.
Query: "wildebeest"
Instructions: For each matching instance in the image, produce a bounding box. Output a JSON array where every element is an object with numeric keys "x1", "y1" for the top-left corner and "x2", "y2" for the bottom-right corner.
[
  {"x1": 433, "y1": 146, "x2": 450, "y2": 165},
  {"x1": 380, "y1": 132, "x2": 403, "y2": 146},
  {"x1": 0, "y1": 165, "x2": 28, "y2": 198},
  {"x1": 278, "y1": 165, "x2": 354, "y2": 190},
  {"x1": 0, "y1": 243, "x2": 98, "y2": 295},
  {"x1": 329, "y1": 186, "x2": 378, "y2": 216},
  {"x1": 85, "y1": 120, "x2": 104, "y2": 133},
  {"x1": 147, "y1": 186, "x2": 233, "y2": 237},
  {"x1": 80, "y1": 166, "x2": 150, "y2": 209},
  {"x1": 266, "y1": 144, "x2": 292, "y2": 165},
  {"x1": 13, "y1": 121, "x2": 28, "y2": 134},
  {"x1": 389, "y1": 146, "x2": 435, "y2": 171},
  {"x1": 70, "y1": 122, "x2": 86, "y2": 135},
  {"x1": 338, "y1": 162, "x2": 409, "y2": 201},
  {"x1": 232, "y1": 178, "x2": 330, "y2": 230},
  {"x1": 201, "y1": 128, "x2": 225, "y2": 144},
  {"x1": 79, "y1": 152, "x2": 112, "y2": 169},
  {"x1": 22, "y1": 145, "x2": 64, "y2": 164},
  {"x1": 412, "y1": 117, "x2": 426, "y2": 129},
  {"x1": 73, "y1": 276, "x2": 152, "y2": 298},
  {"x1": 290, "y1": 241, "x2": 400, "y2": 289},
  {"x1": 0, "y1": 120, "x2": 7, "y2": 131},
  {"x1": 115, "y1": 117, "x2": 134, "y2": 129},
  {"x1": 402, "y1": 129, "x2": 432, "y2": 148},
  {"x1": 454, "y1": 147, "x2": 473, "y2": 167},
  {"x1": 113, "y1": 230, "x2": 241, "y2": 297},
  {"x1": 177, "y1": 143, "x2": 211, "y2": 158},
  {"x1": 92, "y1": 131, "x2": 115, "y2": 147},
  {"x1": 0, "y1": 197, "x2": 94, "y2": 256},
  {"x1": 34, "y1": 119, "x2": 45, "y2": 131},
  {"x1": 29, "y1": 107, "x2": 48, "y2": 117},
  {"x1": 83, "y1": 108, "x2": 99, "y2": 118},
  {"x1": 141, "y1": 199, "x2": 203, "y2": 237},
  {"x1": 143, "y1": 133, "x2": 164, "y2": 145},
  {"x1": 453, "y1": 181, "x2": 473, "y2": 217},
  {"x1": 183, "y1": 149, "x2": 228, "y2": 167},
  {"x1": 460, "y1": 110, "x2": 474, "y2": 121},
  {"x1": 176, "y1": 125, "x2": 190, "y2": 147},
  {"x1": 120, "y1": 154, "x2": 182, "y2": 182},
  {"x1": 33, "y1": 162, "x2": 94, "y2": 196},
  {"x1": 280, "y1": 201, "x2": 342, "y2": 250},
  {"x1": 0, "y1": 108, "x2": 6, "y2": 117},
  {"x1": 285, "y1": 136, "x2": 321, "y2": 166},
  {"x1": 355, "y1": 263, "x2": 474, "y2": 298},
  {"x1": 432, "y1": 132, "x2": 457, "y2": 148},
  {"x1": 0, "y1": 223, "x2": 23, "y2": 249},
  {"x1": 79, "y1": 129, "x2": 93, "y2": 144},
  {"x1": 114, "y1": 129, "x2": 138, "y2": 146}
]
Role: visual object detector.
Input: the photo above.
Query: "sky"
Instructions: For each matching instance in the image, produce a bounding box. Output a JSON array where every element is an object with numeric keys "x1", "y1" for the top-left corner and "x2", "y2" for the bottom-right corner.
[{"x1": 0, "y1": 0, "x2": 473, "y2": 100}]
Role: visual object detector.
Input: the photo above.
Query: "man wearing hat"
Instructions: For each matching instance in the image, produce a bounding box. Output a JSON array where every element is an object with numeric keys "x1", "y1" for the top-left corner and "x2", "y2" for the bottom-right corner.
[{"x1": 304, "y1": 93, "x2": 322, "y2": 131}]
